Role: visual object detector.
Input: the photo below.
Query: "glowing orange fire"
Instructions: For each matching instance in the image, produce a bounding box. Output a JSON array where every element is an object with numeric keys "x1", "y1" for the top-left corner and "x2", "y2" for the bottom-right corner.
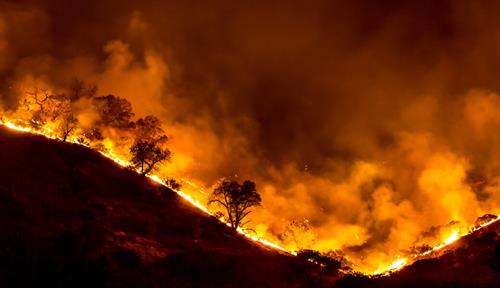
[
  {"x1": 0, "y1": 117, "x2": 290, "y2": 254},
  {"x1": 0, "y1": 116, "x2": 498, "y2": 276},
  {"x1": 369, "y1": 214, "x2": 499, "y2": 276}
]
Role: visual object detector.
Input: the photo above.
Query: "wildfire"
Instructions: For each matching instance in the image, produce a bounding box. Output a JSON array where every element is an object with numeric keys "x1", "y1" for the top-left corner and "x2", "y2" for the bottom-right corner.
[
  {"x1": 377, "y1": 257, "x2": 408, "y2": 275},
  {"x1": 443, "y1": 230, "x2": 460, "y2": 245},
  {"x1": 419, "y1": 229, "x2": 460, "y2": 257},
  {"x1": 0, "y1": 116, "x2": 290, "y2": 254},
  {"x1": 368, "y1": 214, "x2": 500, "y2": 276},
  {"x1": 421, "y1": 215, "x2": 499, "y2": 257},
  {"x1": 1, "y1": 116, "x2": 498, "y2": 276}
]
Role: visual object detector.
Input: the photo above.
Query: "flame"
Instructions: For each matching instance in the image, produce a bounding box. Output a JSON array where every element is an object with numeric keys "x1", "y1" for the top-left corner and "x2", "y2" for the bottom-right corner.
[
  {"x1": 442, "y1": 230, "x2": 460, "y2": 245},
  {"x1": 360, "y1": 214, "x2": 500, "y2": 276},
  {"x1": 417, "y1": 215, "x2": 499, "y2": 259},
  {"x1": 0, "y1": 116, "x2": 290, "y2": 254},
  {"x1": 420, "y1": 229, "x2": 460, "y2": 256},
  {"x1": 1, "y1": 116, "x2": 498, "y2": 275},
  {"x1": 373, "y1": 257, "x2": 408, "y2": 276}
]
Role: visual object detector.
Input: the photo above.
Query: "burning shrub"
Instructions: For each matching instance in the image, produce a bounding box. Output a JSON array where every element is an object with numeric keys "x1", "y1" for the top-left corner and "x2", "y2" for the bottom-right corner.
[
  {"x1": 165, "y1": 178, "x2": 182, "y2": 190},
  {"x1": 278, "y1": 219, "x2": 316, "y2": 251},
  {"x1": 473, "y1": 214, "x2": 498, "y2": 229},
  {"x1": 212, "y1": 211, "x2": 225, "y2": 221},
  {"x1": 408, "y1": 244, "x2": 433, "y2": 255},
  {"x1": 296, "y1": 249, "x2": 342, "y2": 273}
]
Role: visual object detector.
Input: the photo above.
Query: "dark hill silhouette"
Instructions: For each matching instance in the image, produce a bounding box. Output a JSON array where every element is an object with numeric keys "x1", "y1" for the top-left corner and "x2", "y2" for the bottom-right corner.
[
  {"x1": 336, "y1": 219, "x2": 500, "y2": 288},
  {"x1": 0, "y1": 125, "x2": 335, "y2": 287},
  {"x1": 1, "y1": 124, "x2": 499, "y2": 288}
]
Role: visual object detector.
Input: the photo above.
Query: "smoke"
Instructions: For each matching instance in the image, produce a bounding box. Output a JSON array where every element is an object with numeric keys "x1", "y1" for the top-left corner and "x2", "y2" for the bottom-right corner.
[{"x1": 1, "y1": 0, "x2": 500, "y2": 272}]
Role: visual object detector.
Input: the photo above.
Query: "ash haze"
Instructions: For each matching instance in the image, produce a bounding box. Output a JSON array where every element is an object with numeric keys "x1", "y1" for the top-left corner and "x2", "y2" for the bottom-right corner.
[{"x1": 1, "y1": 0, "x2": 500, "y2": 272}]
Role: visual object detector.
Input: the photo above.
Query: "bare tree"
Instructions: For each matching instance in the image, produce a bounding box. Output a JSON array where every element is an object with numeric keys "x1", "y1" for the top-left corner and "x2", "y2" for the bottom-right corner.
[
  {"x1": 23, "y1": 88, "x2": 52, "y2": 115},
  {"x1": 57, "y1": 113, "x2": 79, "y2": 141},
  {"x1": 68, "y1": 78, "x2": 97, "y2": 102},
  {"x1": 23, "y1": 88, "x2": 58, "y2": 127},
  {"x1": 208, "y1": 179, "x2": 261, "y2": 229},
  {"x1": 22, "y1": 88, "x2": 76, "y2": 129}
]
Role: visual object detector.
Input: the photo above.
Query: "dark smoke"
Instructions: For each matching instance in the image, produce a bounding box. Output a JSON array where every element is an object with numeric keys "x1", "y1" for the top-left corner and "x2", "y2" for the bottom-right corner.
[{"x1": 1, "y1": 0, "x2": 500, "y2": 272}]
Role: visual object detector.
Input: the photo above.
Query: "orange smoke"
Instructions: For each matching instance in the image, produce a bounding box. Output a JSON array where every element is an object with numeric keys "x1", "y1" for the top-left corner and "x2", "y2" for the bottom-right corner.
[{"x1": 1, "y1": 0, "x2": 500, "y2": 275}]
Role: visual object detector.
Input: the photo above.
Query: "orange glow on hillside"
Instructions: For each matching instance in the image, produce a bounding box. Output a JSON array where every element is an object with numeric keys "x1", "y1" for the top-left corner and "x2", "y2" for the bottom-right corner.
[
  {"x1": 1, "y1": 116, "x2": 498, "y2": 276},
  {"x1": 0, "y1": 117, "x2": 290, "y2": 254}
]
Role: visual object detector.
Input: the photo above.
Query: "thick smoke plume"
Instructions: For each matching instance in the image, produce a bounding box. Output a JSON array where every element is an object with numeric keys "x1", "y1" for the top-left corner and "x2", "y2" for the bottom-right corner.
[{"x1": 1, "y1": 0, "x2": 500, "y2": 272}]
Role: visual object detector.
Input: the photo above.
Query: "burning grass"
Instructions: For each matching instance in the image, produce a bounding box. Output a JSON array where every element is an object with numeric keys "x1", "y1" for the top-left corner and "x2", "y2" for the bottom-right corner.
[
  {"x1": 1, "y1": 115, "x2": 499, "y2": 278},
  {"x1": 0, "y1": 117, "x2": 290, "y2": 254}
]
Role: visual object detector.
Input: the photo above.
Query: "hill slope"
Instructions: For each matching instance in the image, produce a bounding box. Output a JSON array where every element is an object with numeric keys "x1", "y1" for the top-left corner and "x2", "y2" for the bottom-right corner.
[
  {"x1": 2, "y1": 125, "x2": 499, "y2": 288},
  {"x1": 0, "y1": 126, "x2": 331, "y2": 287},
  {"x1": 336, "y1": 220, "x2": 500, "y2": 288}
]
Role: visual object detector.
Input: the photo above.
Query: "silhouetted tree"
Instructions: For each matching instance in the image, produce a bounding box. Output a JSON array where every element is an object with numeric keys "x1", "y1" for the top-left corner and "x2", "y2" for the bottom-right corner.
[
  {"x1": 23, "y1": 88, "x2": 52, "y2": 117},
  {"x1": 93, "y1": 95, "x2": 134, "y2": 129},
  {"x1": 68, "y1": 78, "x2": 97, "y2": 102},
  {"x1": 129, "y1": 115, "x2": 171, "y2": 176},
  {"x1": 130, "y1": 140, "x2": 171, "y2": 175},
  {"x1": 23, "y1": 88, "x2": 70, "y2": 127},
  {"x1": 475, "y1": 213, "x2": 498, "y2": 226},
  {"x1": 134, "y1": 115, "x2": 165, "y2": 140},
  {"x1": 208, "y1": 179, "x2": 262, "y2": 229},
  {"x1": 82, "y1": 127, "x2": 104, "y2": 142},
  {"x1": 57, "y1": 113, "x2": 79, "y2": 141}
]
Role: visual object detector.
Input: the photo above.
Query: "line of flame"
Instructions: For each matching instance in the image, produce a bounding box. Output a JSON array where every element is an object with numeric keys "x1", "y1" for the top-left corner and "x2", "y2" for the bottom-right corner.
[
  {"x1": 1, "y1": 117, "x2": 498, "y2": 275},
  {"x1": 0, "y1": 118, "x2": 291, "y2": 254},
  {"x1": 370, "y1": 214, "x2": 500, "y2": 276}
]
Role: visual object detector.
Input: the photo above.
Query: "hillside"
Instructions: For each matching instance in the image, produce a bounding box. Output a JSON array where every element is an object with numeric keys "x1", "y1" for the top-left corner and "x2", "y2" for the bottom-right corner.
[
  {"x1": 0, "y1": 125, "x2": 333, "y2": 287},
  {"x1": 336, "y1": 219, "x2": 500, "y2": 288},
  {"x1": 2, "y1": 124, "x2": 500, "y2": 288}
]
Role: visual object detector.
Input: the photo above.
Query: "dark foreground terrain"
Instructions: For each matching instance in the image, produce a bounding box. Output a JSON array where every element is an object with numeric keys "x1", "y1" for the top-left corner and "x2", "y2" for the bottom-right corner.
[
  {"x1": 337, "y1": 217, "x2": 500, "y2": 288},
  {"x1": 0, "y1": 125, "x2": 499, "y2": 287},
  {"x1": 0, "y1": 126, "x2": 335, "y2": 287}
]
